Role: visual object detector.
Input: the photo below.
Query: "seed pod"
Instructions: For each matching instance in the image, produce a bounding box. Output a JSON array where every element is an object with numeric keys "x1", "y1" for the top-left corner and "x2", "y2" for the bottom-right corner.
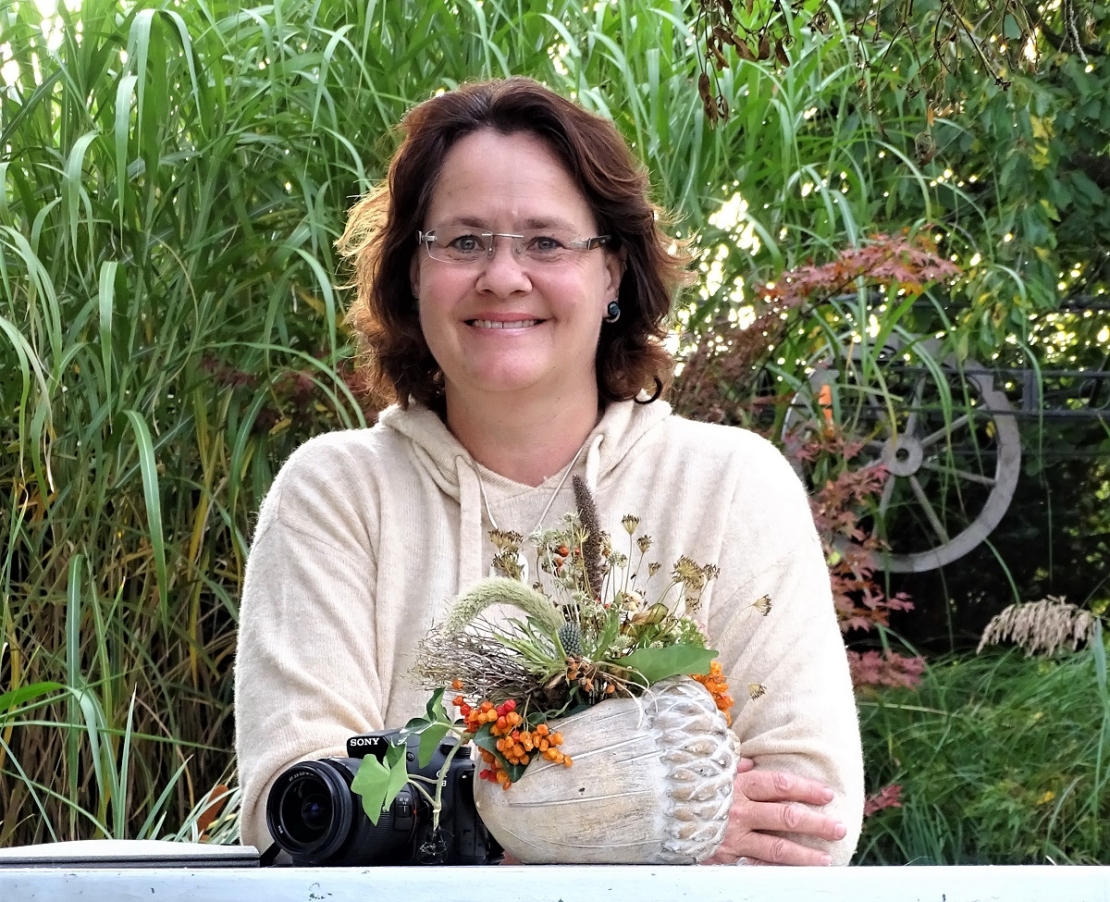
[{"x1": 774, "y1": 38, "x2": 789, "y2": 67}]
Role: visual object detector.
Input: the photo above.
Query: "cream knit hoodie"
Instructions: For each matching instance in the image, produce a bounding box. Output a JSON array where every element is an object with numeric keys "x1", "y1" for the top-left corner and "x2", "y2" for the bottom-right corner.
[{"x1": 234, "y1": 399, "x2": 864, "y2": 862}]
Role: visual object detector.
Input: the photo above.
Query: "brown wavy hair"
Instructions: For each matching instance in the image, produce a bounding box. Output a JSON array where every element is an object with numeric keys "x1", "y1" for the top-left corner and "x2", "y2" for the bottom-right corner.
[{"x1": 337, "y1": 77, "x2": 691, "y2": 409}]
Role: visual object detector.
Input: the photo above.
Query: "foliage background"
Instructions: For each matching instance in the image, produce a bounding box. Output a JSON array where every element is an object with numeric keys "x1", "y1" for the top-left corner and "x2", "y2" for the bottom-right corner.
[{"x1": 1, "y1": 0, "x2": 1107, "y2": 859}]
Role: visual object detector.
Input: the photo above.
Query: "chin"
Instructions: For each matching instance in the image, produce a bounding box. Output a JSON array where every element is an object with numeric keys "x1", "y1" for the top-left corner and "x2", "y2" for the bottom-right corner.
[{"x1": 451, "y1": 365, "x2": 556, "y2": 398}]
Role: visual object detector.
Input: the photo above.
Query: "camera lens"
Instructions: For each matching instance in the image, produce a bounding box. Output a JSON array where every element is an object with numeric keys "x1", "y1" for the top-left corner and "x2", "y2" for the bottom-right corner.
[
  {"x1": 282, "y1": 785, "x2": 331, "y2": 845},
  {"x1": 266, "y1": 760, "x2": 355, "y2": 862},
  {"x1": 299, "y1": 794, "x2": 330, "y2": 833}
]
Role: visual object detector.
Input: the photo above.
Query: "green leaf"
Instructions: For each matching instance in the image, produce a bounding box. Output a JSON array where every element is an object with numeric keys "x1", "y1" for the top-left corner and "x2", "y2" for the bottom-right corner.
[
  {"x1": 350, "y1": 743, "x2": 410, "y2": 825},
  {"x1": 1092, "y1": 620, "x2": 1106, "y2": 702},
  {"x1": 471, "y1": 724, "x2": 526, "y2": 783},
  {"x1": 621, "y1": 645, "x2": 718, "y2": 687},
  {"x1": 383, "y1": 744, "x2": 411, "y2": 806},
  {"x1": 423, "y1": 686, "x2": 447, "y2": 721},
  {"x1": 401, "y1": 715, "x2": 434, "y2": 735},
  {"x1": 0, "y1": 681, "x2": 65, "y2": 713},
  {"x1": 350, "y1": 754, "x2": 391, "y2": 826},
  {"x1": 417, "y1": 721, "x2": 452, "y2": 768},
  {"x1": 399, "y1": 687, "x2": 450, "y2": 739}
]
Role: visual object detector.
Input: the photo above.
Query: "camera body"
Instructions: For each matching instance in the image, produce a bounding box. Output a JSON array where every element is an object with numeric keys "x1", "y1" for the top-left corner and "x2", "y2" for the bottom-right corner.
[{"x1": 265, "y1": 730, "x2": 498, "y2": 866}]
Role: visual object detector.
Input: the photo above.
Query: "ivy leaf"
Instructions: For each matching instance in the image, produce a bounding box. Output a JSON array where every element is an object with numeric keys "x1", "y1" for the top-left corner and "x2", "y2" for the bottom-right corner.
[
  {"x1": 350, "y1": 742, "x2": 410, "y2": 825},
  {"x1": 622, "y1": 645, "x2": 718, "y2": 687},
  {"x1": 423, "y1": 687, "x2": 447, "y2": 721},
  {"x1": 417, "y1": 721, "x2": 452, "y2": 768},
  {"x1": 399, "y1": 687, "x2": 449, "y2": 740}
]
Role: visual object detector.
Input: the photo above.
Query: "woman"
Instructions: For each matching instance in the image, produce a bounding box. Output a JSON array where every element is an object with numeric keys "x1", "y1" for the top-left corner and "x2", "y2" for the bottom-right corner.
[{"x1": 234, "y1": 77, "x2": 864, "y2": 865}]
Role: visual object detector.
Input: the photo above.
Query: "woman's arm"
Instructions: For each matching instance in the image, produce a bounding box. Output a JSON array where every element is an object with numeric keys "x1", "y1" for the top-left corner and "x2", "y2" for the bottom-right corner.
[
  {"x1": 234, "y1": 440, "x2": 384, "y2": 851},
  {"x1": 705, "y1": 440, "x2": 864, "y2": 866}
]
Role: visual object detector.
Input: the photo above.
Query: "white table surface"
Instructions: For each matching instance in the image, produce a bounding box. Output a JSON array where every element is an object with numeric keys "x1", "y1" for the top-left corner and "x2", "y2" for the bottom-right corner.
[{"x1": 2, "y1": 864, "x2": 1109, "y2": 902}]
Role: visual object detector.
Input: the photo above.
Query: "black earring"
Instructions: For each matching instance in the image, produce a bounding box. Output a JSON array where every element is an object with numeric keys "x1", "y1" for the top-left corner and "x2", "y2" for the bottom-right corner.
[{"x1": 604, "y1": 300, "x2": 621, "y2": 324}]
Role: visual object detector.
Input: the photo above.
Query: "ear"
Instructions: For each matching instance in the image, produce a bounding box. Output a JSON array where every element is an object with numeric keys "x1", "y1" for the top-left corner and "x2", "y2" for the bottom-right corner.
[{"x1": 602, "y1": 248, "x2": 625, "y2": 300}]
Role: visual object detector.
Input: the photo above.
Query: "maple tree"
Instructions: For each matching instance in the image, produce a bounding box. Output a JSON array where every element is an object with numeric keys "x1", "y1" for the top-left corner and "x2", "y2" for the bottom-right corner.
[{"x1": 673, "y1": 232, "x2": 965, "y2": 687}]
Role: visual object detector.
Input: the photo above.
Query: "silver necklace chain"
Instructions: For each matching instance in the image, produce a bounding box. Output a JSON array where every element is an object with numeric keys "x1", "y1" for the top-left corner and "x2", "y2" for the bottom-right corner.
[{"x1": 474, "y1": 441, "x2": 590, "y2": 583}]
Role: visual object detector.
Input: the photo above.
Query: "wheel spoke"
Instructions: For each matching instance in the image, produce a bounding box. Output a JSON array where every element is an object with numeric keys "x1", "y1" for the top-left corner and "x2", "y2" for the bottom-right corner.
[
  {"x1": 909, "y1": 475, "x2": 951, "y2": 544},
  {"x1": 878, "y1": 472, "x2": 896, "y2": 515},
  {"x1": 920, "y1": 413, "x2": 971, "y2": 448},
  {"x1": 920, "y1": 461, "x2": 997, "y2": 487},
  {"x1": 903, "y1": 375, "x2": 928, "y2": 438}
]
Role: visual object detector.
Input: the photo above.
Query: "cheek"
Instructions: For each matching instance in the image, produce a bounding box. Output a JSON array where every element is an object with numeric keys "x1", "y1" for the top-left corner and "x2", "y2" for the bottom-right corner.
[
  {"x1": 417, "y1": 267, "x2": 467, "y2": 310},
  {"x1": 552, "y1": 268, "x2": 609, "y2": 315}
]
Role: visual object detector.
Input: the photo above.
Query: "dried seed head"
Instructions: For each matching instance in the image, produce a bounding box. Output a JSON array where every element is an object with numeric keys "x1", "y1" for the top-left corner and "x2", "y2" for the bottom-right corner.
[
  {"x1": 978, "y1": 596, "x2": 1099, "y2": 657},
  {"x1": 673, "y1": 555, "x2": 708, "y2": 589},
  {"x1": 489, "y1": 529, "x2": 523, "y2": 552},
  {"x1": 491, "y1": 550, "x2": 524, "y2": 581}
]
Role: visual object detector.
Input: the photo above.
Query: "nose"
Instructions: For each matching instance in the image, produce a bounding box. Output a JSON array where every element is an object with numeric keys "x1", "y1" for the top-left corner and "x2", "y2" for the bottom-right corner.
[{"x1": 474, "y1": 237, "x2": 532, "y2": 296}]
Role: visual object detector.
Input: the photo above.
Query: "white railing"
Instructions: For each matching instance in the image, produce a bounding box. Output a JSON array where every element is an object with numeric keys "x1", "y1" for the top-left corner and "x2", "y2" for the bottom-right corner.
[{"x1": 2, "y1": 864, "x2": 1109, "y2": 902}]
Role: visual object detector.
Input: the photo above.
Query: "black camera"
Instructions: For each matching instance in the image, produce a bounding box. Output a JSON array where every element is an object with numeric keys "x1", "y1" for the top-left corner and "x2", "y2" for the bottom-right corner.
[{"x1": 264, "y1": 730, "x2": 499, "y2": 866}]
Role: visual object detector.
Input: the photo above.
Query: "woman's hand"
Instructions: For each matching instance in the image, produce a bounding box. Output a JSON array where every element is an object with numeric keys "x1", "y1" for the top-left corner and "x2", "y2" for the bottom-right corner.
[{"x1": 704, "y1": 757, "x2": 847, "y2": 866}]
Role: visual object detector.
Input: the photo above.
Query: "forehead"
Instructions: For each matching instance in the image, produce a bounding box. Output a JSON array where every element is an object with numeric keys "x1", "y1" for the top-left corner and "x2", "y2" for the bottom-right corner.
[{"x1": 425, "y1": 129, "x2": 596, "y2": 230}]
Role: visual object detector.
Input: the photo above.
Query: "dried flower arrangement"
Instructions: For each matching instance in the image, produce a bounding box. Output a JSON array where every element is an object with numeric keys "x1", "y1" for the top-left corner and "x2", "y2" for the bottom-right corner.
[{"x1": 349, "y1": 477, "x2": 734, "y2": 827}]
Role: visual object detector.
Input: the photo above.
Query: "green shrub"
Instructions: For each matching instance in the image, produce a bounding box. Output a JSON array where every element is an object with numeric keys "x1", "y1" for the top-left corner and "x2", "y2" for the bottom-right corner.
[{"x1": 858, "y1": 642, "x2": 1110, "y2": 864}]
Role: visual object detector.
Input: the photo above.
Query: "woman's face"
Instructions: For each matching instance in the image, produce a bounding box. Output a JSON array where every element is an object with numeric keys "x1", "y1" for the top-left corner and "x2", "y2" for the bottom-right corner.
[{"x1": 411, "y1": 129, "x2": 622, "y2": 410}]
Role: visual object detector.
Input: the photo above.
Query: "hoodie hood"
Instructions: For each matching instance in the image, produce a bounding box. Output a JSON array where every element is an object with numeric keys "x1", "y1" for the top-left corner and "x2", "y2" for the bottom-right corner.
[{"x1": 377, "y1": 398, "x2": 673, "y2": 590}]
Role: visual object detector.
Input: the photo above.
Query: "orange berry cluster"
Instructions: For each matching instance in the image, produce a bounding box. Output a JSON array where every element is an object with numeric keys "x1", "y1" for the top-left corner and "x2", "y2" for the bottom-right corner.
[
  {"x1": 495, "y1": 721, "x2": 568, "y2": 767},
  {"x1": 450, "y1": 686, "x2": 572, "y2": 790},
  {"x1": 692, "y1": 659, "x2": 734, "y2": 726},
  {"x1": 453, "y1": 695, "x2": 512, "y2": 734}
]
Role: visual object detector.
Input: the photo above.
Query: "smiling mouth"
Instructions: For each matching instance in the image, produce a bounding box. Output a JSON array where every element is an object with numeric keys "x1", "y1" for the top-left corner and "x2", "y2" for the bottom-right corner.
[{"x1": 468, "y1": 319, "x2": 543, "y2": 329}]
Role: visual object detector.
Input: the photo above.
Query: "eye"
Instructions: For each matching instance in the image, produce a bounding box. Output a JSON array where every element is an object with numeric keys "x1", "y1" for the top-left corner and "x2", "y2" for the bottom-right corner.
[
  {"x1": 527, "y1": 234, "x2": 566, "y2": 254},
  {"x1": 448, "y1": 233, "x2": 486, "y2": 253}
]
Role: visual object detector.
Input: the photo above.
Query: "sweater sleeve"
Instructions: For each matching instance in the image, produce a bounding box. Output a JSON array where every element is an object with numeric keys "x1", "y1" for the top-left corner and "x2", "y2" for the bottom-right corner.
[
  {"x1": 233, "y1": 438, "x2": 385, "y2": 852},
  {"x1": 706, "y1": 436, "x2": 865, "y2": 866}
]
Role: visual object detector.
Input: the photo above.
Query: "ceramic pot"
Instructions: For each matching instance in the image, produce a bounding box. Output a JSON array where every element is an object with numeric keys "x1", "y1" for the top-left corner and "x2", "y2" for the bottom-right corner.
[{"x1": 473, "y1": 676, "x2": 739, "y2": 864}]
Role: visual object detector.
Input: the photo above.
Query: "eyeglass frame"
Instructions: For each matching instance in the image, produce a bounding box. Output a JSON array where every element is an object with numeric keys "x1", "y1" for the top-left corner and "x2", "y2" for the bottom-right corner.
[{"x1": 416, "y1": 228, "x2": 611, "y2": 264}]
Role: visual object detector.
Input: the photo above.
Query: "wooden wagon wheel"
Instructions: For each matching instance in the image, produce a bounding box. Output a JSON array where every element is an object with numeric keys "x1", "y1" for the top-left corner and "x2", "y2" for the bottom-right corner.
[{"x1": 785, "y1": 335, "x2": 1022, "y2": 573}]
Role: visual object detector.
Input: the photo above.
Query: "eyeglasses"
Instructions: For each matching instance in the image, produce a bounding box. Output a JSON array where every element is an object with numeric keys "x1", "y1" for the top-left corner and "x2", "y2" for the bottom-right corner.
[{"x1": 417, "y1": 227, "x2": 610, "y2": 265}]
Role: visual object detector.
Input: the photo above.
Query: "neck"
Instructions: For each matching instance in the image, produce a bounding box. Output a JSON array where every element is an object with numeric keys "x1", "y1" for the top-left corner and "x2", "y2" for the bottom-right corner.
[{"x1": 445, "y1": 386, "x2": 601, "y2": 486}]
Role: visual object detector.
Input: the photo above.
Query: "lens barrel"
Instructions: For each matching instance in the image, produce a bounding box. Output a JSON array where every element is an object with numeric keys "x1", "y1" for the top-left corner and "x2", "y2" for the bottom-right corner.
[{"x1": 265, "y1": 758, "x2": 358, "y2": 863}]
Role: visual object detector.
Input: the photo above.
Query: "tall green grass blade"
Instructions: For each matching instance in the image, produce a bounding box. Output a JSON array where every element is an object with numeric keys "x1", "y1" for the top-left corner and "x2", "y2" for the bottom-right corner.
[
  {"x1": 97, "y1": 261, "x2": 117, "y2": 413},
  {"x1": 1094, "y1": 619, "x2": 1107, "y2": 699},
  {"x1": 64, "y1": 553, "x2": 85, "y2": 838},
  {"x1": 114, "y1": 689, "x2": 138, "y2": 838},
  {"x1": 138, "y1": 759, "x2": 192, "y2": 840},
  {"x1": 122, "y1": 409, "x2": 169, "y2": 628},
  {"x1": 0, "y1": 682, "x2": 66, "y2": 714}
]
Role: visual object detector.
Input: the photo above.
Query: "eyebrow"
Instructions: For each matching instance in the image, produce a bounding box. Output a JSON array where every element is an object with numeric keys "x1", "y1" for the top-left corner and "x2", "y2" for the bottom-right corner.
[{"x1": 435, "y1": 216, "x2": 582, "y2": 231}]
